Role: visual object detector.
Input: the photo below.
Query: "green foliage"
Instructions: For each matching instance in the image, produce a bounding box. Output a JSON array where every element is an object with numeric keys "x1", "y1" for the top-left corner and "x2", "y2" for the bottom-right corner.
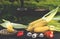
[
  {"x1": 24, "y1": 0, "x2": 60, "y2": 12},
  {"x1": 13, "y1": 1, "x2": 20, "y2": 6},
  {"x1": 2, "y1": 1, "x2": 11, "y2": 5},
  {"x1": 0, "y1": 0, "x2": 60, "y2": 10}
]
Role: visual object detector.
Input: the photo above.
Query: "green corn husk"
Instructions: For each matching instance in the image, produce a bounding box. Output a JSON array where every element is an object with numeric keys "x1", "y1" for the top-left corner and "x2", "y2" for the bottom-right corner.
[
  {"x1": 42, "y1": 7, "x2": 59, "y2": 22},
  {"x1": 48, "y1": 22, "x2": 60, "y2": 32},
  {"x1": 53, "y1": 16, "x2": 60, "y2": 20},
  {"x1": 48, "y1": 16, "x2": 60, "y2": 32},
  {"x1": 11, "y1": 23, "x2": 27, "y2": 29},
  {"x1": 0, "y1": 19, "x2": 27, "y2": 29}
]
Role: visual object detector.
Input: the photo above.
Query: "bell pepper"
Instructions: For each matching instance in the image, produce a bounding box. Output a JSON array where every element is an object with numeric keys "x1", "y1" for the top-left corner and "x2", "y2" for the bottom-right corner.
[
  {"x1": 44, "y1": 31, "x2": 54, "y2": 38},
  {"x1": 17, "y1": 31, "x2": 24, "y2": 37}
]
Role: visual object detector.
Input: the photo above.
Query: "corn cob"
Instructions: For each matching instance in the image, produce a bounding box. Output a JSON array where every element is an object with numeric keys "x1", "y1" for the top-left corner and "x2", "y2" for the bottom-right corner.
[{"x1": 27, "y1": 7, "x2": 59, "y2": 32}]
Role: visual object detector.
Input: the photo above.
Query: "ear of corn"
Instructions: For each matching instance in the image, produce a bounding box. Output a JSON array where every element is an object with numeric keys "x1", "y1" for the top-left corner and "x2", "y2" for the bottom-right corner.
[
  {"x1": 0, "y1": 19, "x2": 14, "y2": 32},
  {"x1": 27, "y1": 19, "x2": 47, "y2": 31},
  {"x1": 0, "y1": 19, "x2": 27, "y2": 29},
  {"x1": 27, "y1": 7, "x2": 59, "y2": 32},
  {"x1": 0, "y1": 19, "x2": 27, "y2": 32}
]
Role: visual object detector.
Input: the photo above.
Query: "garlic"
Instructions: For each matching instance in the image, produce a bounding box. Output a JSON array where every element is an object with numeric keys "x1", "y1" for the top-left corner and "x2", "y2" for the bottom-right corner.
[
  {"x1": 27, "y1": 32, "x2": 32, "y2": 37},
  {"x1": 32, "y1": 33, "x2": 38, "y2": 38},
  {"x1": 39, "y1": 33, "x2": 44, "y2": 37}
]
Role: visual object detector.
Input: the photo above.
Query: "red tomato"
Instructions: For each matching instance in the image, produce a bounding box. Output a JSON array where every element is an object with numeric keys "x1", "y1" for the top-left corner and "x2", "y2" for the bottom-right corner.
[
  {"x1": 44, "y1": 31, "x2": 54, "y2": 38},
  {"x1": 17, "y1": 31, "x2": 24, "y2": 37}
]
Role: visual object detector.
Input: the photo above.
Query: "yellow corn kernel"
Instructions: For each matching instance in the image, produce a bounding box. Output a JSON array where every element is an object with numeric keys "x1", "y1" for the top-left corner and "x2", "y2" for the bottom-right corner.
[
  {"x1": 34, "y1": 26, "x2": 49, "y2": 32},
  {"x1": 27, "y1": 19, "x2": 47, "y2": 31},
  {"x1": 6, "y1": 22, "x2": 14, "y2": 32}
]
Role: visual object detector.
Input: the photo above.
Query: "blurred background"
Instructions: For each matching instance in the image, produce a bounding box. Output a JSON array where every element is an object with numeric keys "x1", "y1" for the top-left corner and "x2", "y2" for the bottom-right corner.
[{"x1": 0, "y1": 0, "x2": 60, "y2": 25}]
